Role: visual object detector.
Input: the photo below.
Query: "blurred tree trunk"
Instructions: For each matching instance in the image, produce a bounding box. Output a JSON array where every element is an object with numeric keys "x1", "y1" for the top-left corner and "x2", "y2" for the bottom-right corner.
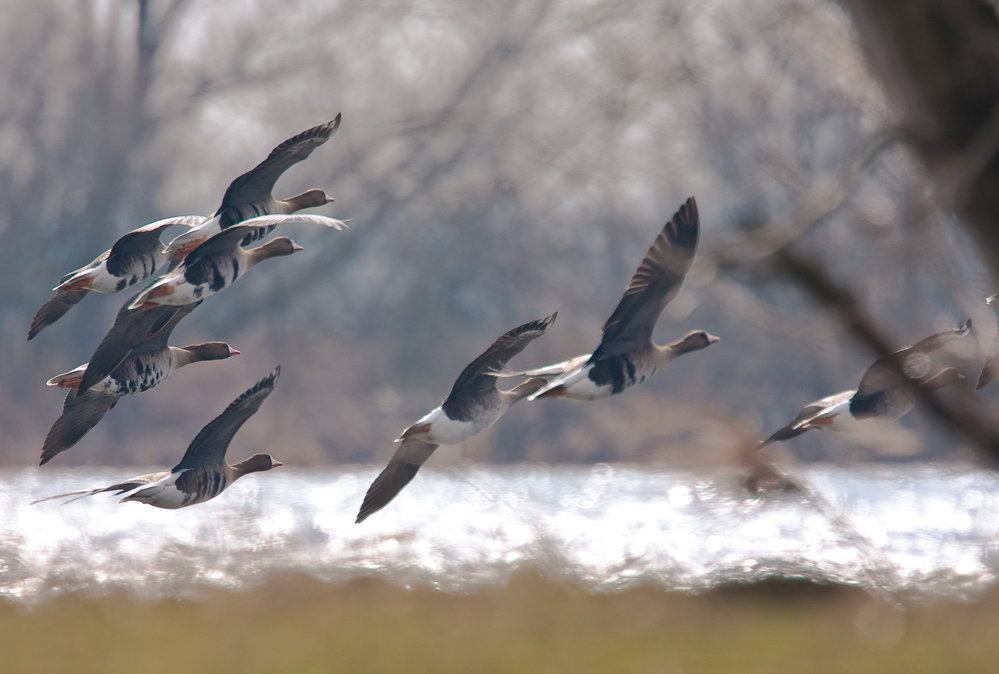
[{"x1": 841, "y1": 0, "x2": 999, "y2": 284}]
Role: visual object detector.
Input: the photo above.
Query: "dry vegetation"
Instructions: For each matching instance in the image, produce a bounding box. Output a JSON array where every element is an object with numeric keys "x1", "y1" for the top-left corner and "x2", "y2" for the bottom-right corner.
[{"x1": 1, "y1": 572, "x2": 997, "y2": 673}]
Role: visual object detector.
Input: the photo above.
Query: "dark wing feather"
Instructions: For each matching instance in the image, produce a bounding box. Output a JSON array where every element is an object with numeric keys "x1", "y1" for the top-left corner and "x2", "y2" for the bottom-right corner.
[
  {"x1": 40, "y1": 390, "x2": 119, "y2": 465},
  {"x1": 172, "y1": 367, "x2": 280, "y2": 471},
  {"x1": 78, "y1": 296, "x2": 188, "y2": 392},
  {"x1": 28, "y1": 290, "x2": 88, "y2": 340},
  {"x1": 217, "y1": 116, "x2": 341, "y2": 210},
  {"x1": 355, "y1": 440, "x2": 438, "y2": 523},
  {"x1": 851, "y1": 320, "x2": 972, "y2": 418},
  {"x1": 441, "y1": 313, "x2": 557, "y2": 418},
  {"x1": 131, "y1": 301, "x2": 201, "y2": 354},
  {"x1": 106, "y1": 216, "x2": 204, "y2": 276},
  {"x1": 591, "y1": 197, "x2": 699, "y2": 361}
]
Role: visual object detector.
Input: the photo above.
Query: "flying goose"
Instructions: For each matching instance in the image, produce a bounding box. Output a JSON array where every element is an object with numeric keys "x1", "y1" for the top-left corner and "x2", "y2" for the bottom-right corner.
[
  {"x1": 520, "y1": 198, "x2": 718, "y2": 401},
  {"x1": 129, "y1": 215, "x2": 344, "y2": 311},
  {"x1": 165, "y1": 115, "x2": 342, "y2": 261},
  {"x1": 759, "y1": 321, "x2": 972, "y2": 447},
  {"x1": 356, "y1": 314, "x2": 557, "y2": 523},
  {"x1": 33, "y1": 367, "x2": 282, "y2": 508},
  {"x1": 39, "y1": 302, "x2": 239, "y2": 465},
  {"x1": 28, "y1": 216, "x2": 203, "y2": 340}
]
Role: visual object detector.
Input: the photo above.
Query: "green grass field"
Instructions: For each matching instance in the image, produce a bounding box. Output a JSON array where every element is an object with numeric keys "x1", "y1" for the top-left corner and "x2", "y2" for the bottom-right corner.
[{"x1": 1, "y1": 573, "x2": 994, "y2": 673}]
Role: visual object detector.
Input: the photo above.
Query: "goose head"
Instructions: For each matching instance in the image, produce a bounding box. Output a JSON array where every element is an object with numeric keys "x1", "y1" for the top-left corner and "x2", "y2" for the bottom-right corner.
[
  {"x1": 284, "y1": 189, "x2": 334, "y2": 211},
  {"x1": 181, "y1": 342, "x2": 241, "y2": 363},
  {"x1": 232, "y1": 453, "x2": 283, "y2": 478},
  {"x1": 673, "y1": 330, "x2": 720, "y2": 355}
]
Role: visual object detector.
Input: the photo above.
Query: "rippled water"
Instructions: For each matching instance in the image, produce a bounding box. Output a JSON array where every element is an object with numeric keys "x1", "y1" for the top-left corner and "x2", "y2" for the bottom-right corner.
[{"x1": 1, "y1": 464, "x2": 997, "y2": 604}]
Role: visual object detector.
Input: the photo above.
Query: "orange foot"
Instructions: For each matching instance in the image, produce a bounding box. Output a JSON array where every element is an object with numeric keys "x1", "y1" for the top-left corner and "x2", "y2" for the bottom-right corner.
[{"x1": 538, "y1": 385, "x2": 568, "y2": 399}]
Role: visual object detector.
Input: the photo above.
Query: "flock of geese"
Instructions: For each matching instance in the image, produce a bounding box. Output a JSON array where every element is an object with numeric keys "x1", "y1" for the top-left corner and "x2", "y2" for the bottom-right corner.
[{"x1": 27, "y1": 114, "x2": 995, "y2": 523}]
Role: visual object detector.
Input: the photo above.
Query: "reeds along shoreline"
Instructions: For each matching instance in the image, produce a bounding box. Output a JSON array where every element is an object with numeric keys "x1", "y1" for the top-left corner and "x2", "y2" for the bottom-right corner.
[{"x1": 1, "y1": 572, "x2": 996, "y2": 674}]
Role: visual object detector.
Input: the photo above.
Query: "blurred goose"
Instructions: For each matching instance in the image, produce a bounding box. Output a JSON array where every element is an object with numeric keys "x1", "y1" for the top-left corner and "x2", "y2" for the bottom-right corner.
[
  {"x1": 28, "y1": 216, "x2": 203, "y2": 340},
  {"x1": 33, "y1": 367, "x2": 282, "y2": 508},
  {"x1": 165, "y1": 115, "x2": 342, "y2": 261},
  {"x1": 356, "y1": 314, "x2": 557, "y2": 523},
  {"x1": 40, "y1": 302, "x2": 239, "y2": 465},
  {"x1": 129, "y1": 215, "x2": 344, "y2": 311},
  {"x1": 520, "y1": 198, "x2": 718, "y2": 402},
  {"x1": 759, "y1": 321, "x2": 972, "y2": 447},
  {"x1": 977, "y1": 294, "x2": 999, "y2": 390}
]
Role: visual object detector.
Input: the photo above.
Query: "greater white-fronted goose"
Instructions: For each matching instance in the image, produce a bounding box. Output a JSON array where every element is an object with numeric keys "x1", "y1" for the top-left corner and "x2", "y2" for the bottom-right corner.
[
  {"x1": 977, "y1": 295, "x2": 999, "y2": 390},
  {"x1": 759, "y1": 321, "x2": 972, "y2": 447},
  {"x1": 355, "y1": 314, "x2": 557, "y2": 523},
  {"x1": 33, "y1": 367, "x2": 282, "y2": 508},
  {"x1": 165, "y1": 115, "x2": 342, "y2": 261},
  {"x1": 39, "y1": 302, "x2": 239, "y2": 465},
  {"x1": 129, "y1": 215, "x2": 344, "y2": 311},
  {"x1": 521, "y1": 198, "x2": 718, "y2": 402},
  {"x1": 28, "y1": 216, "x2": 203, "y2": 340}
]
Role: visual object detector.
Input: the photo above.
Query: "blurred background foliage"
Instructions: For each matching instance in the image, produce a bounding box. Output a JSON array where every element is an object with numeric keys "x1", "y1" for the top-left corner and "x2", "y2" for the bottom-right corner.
[{"x1": 2, "y1": 0, "x2": 995, "y2": 467}]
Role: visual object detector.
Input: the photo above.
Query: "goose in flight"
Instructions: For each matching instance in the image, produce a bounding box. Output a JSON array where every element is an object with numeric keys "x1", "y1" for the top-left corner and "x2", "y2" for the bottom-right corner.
[
  {"x1": 165, "y1": 115, "x2": 342, "y2": 261},
  {"x1": 129, "y1": 215, "x2": 344, "y2": 311},
  {"x1": 28, "y1": 216, "x2": 202, "y2": 340},
  {"x1": 34, "y1": 367, "x2": 283, "y2": 508},
  {"x1": 759, "y1": 321, "x2": 971, "y2": 447},
  {"x1": 356, "y1": 314, "x2": 557, "y2": 523},
  {"x1": 39, "y1": 302, "x2": 239, "y2": 465},
  {"x1": 520, "y1": 198, "x2": 718, "y2": 401}
]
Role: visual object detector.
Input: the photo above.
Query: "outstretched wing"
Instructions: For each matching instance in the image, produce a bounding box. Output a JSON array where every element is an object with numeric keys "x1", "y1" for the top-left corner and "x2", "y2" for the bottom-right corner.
[
  {"x1": 217, "y1": 115, "x2": 341, "y2": 210},
  {"x1": 355, "y1": 439, "x2": 439, "y2": 523},
  {"x1": 131, "y1": 301, "x2": 202, "y2": 354},
  {"x1": 106, "y1": 216, "x2": 204, "y2": 276},
  {"x1": 172, "y1": 367, "x2": 280, "y2": 471},
  {"x1": 78, "y1": 296, "x2": 194, "y2": 392},
  {"x1": 28, "y1": 290, "x2": 88, "y2": 340},
  {"x1": 591, "y1": 197, "x2": 699, "y2": 361},
  {"x1": 441, "y1": 313, "x2": 557, "y2": 420},
  {"x1": 851, "y1": 320, "x2": 971, "y2": 418},
  {"x1": 40, "y1": 390, "x2": 120, "y2": 465}
]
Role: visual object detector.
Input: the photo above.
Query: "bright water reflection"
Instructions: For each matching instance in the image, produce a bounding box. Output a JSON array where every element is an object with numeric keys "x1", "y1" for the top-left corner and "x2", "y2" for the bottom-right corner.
[{"x1": 1, "y1": 464, "x2": 998, "y2": 603}]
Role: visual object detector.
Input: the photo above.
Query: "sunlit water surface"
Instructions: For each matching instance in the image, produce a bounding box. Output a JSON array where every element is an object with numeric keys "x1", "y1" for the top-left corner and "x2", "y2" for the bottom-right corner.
[{"x1": 2, "y1": 464, "x2": 998, "y2": 604}]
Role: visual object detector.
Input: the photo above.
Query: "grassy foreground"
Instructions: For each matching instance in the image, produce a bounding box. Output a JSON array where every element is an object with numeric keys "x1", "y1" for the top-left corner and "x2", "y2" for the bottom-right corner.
[{"x1": 0, "y1": 573, "x2": 995, "y2": 674}]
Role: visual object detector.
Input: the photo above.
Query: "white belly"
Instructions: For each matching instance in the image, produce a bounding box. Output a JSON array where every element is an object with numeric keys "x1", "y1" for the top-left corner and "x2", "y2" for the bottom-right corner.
[
  {"x1": 406, "y1": 406, "x2": 496, "y2": 445},
  {"x1": 131, "y1": 275, "x2": 214, "y2": 308},
  {"x1": 560, "y1": 367, "x2": 613, "y2": 401},
  {"x1": 122, "y1": 473, "x2": 190, "y2": 509},
  {"x1": 810, "y1": 398, "x2": 861, "y2": 432}
]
